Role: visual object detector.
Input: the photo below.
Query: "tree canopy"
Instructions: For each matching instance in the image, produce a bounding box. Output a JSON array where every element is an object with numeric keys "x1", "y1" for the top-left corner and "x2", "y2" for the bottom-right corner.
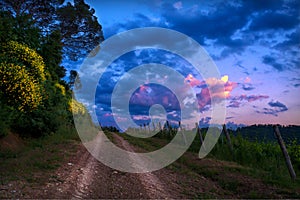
[
  {"x1": 0, "y1": 0, "x2": 101, "y2": 137},
  {"x1": 0, "y1": 0, "x2": 104, "y2": 60}
]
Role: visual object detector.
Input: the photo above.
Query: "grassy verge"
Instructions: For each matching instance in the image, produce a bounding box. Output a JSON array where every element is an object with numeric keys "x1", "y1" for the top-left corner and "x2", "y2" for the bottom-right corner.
[
  {"x1": 117, "y1": 131, "x2": 300, "y2": 198},
  {"x1": 0, "y1": 124, "x2": 80, "y2": 187}
]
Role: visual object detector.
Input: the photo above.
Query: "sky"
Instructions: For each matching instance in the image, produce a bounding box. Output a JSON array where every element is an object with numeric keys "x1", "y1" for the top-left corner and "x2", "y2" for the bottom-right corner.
[{"x1": 77, "y1": 0, "x2": 300, "y2": 129}]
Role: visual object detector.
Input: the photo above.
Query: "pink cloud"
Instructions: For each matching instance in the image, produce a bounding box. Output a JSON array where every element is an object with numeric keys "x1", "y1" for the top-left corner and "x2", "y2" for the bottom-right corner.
[
  {"x1": 185, "y1": 74, "x2": 238, "y2": 110},
  {"x1": 184, "y1": 74, "x2": 202, "y2": 87}
]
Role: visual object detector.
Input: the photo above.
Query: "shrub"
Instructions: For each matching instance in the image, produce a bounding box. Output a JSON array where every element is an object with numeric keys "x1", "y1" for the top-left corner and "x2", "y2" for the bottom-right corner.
[{"x1": 0, "y1": 62, "x2": 43, "y2": 112}]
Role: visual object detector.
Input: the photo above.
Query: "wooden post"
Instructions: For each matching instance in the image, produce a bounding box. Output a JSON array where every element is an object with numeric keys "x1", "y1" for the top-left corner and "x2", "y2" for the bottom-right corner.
[
  {"x1": 196, "y1": 122, "x2": 205, "y2": 150},
  {"x1": 179, "y1": 121, "x2": 187, "y2": 145},
  {"x1": 158, "y1": 122, "x2": 162, "y2": 132},
  {"x1": 152, "y1": 121, "x2": 156, "y2": 132},
  {"x1": 147, "y1": 124, "x2": 150, "y2": 134},
  {"x1": 166, "y1": 121, "x2": 170, "y2": 137},
  {"x1": 273, "y1": 125, "x2": 296, "y2": 181},
  {"x1": 223, "y1": 124, "x2": 233, "y2": 153}
]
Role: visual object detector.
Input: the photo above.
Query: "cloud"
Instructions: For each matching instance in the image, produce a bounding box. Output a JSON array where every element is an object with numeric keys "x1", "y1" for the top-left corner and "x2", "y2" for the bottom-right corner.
[
  {"x1": 184, "y1": 74, "x2": 238, "y2": 111},
  {"x1": 256, "y1": 100, "x2": 288, "y2": 116},
  {"x1": 268, "y1": 100, "x2": 288, "y2": 109},
  {"x1": 294, "y1": 84, "x2": 300, "y2": 88},
  {"x1": 160, "y1": 1, "x2": 250, "y2": 46},
  {"x1": 262, "y1": 55, "x2": 284, "y2": 71},
  {"x1": 276, "y1": 28, "x2": 300, "y2": 49},
  {"x1": 199, "y1": 117, "x2": 211, "y2": 128},
  {"x1": 228, "y1": 100, "x2": 241, "y2": 108},
  {"x1": 129, "y1": 84, "x2": 180, "y2": 111},
  {"x1": 231, "y1": 94, "x2": 269, "y2": 102},
  {"x1": 249, "y1": 12, "x2": 299, "y2": 31},
  {"x1": 104, "y1": 13, "x2": 166, "y2": 37},
  {"x1": 242, "y1": 83, "x2": 255, "y2": 91},
  {"x1": 227, "y1": 94, "x2": 270, "y2": 108},
  {"x1": 102, "y1": 0, "x2": 299, "y2": 64},
  {"x1": 184, "y1": 74, "x2": 202, "y2": 87}
]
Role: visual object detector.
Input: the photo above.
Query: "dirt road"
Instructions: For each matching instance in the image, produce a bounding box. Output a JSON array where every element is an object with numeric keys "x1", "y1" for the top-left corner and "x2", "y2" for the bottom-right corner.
[
  {"x1": 1, "y1": 132, "x2": 298, "y2": 199},
  {"x1": 40, "y1": 133, "x2": 186, "y2": 199}
]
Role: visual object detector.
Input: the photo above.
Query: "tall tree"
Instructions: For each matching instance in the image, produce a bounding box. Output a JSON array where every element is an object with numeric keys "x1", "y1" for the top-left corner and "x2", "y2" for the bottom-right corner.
[
  {"x1": 39, "y1": 30, "x2": 66, "y2": 81},
  {"x1": 0, "y1": 0, "x2": 104, "y2": 61},
  {"x1": 57, "y1": 0, "x2": 104, "y2": 60}
]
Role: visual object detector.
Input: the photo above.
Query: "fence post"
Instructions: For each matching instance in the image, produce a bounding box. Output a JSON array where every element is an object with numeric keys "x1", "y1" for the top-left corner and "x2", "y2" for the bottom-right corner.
[
  {"x1": 223, "y1": 124, "x2": 233, "y2": 153},
  {"x1": 158, "y1": 122, "x2": 162, "y2": 132},
  {"x1": 152, "y1": 121, "x2": 156, "y2": 132},
  {"x1": 196, "y1": 122, "x2": 205, "y2": 150},
  {"x1": 166, "y1": 121, "x2": 170, "y2": 138},
  {"x1": 178, "y1": 121, "x2": 187, "y2": 145},
  {"x1": 273, "y1": 125, "x2": 296, "y2": 181},
  {"x1": 147, "y1": 124, "x2": 150, "y2": 134}
]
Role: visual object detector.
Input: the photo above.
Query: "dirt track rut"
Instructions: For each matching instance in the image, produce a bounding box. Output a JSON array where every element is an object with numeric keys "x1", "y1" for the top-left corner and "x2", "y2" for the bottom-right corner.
[{"x1": 41, "y1": 133, "x2": 183, "y2": 199}]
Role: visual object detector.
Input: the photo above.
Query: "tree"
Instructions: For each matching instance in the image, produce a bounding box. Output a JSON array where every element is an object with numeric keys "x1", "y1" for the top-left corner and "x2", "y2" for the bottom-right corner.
[
  {"x1": 57, "y1": 0, "x2": 104, "y2": 60},
  {"x1": 0, "y1": 11, "x2": 41, "y2": 49},
  {"x1": 69, "y1": 70, "x2": 79, "y2": 89},
  {"x1": 0, "y1": 0, "x2": 104, "y2": 61},
  {"x1": 39, "y1": 30, "x2": 66, "y2": 81},
  {"x1": 0, "y1": 0, "x2": 63, "y2": 31}
]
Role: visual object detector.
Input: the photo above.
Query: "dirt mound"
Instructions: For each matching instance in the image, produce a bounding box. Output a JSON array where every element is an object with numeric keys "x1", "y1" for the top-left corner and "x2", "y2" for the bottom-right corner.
[{"x1": 0, "y1": 133, "x2": 24, "y2": 151}]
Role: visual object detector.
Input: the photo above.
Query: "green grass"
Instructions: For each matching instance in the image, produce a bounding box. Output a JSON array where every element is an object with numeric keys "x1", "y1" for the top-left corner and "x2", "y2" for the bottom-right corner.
[
  {"x1": 119, "y1": 130, "x2": 300, "y2": 197},
  {"x1": 0, "y1": 124, "x2": 79, "y2": 186}
]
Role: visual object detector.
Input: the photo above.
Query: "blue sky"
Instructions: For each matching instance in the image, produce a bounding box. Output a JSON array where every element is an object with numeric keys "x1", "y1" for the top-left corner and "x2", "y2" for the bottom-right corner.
[{"x1": 79, "y1": 0, "x2": 300, "y2": 128}]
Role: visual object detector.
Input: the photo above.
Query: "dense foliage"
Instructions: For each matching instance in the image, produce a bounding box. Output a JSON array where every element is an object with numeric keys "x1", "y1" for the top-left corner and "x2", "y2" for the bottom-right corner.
[
  {"x1": 0, "y1": 62, "x2": 43, "y2": 112},
  {"x1": 0, "y1": 0, "x2": 104, "y2": 61},
  {"x1": 0, "y1": 0, "x2": 102, "y2": 137}
]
